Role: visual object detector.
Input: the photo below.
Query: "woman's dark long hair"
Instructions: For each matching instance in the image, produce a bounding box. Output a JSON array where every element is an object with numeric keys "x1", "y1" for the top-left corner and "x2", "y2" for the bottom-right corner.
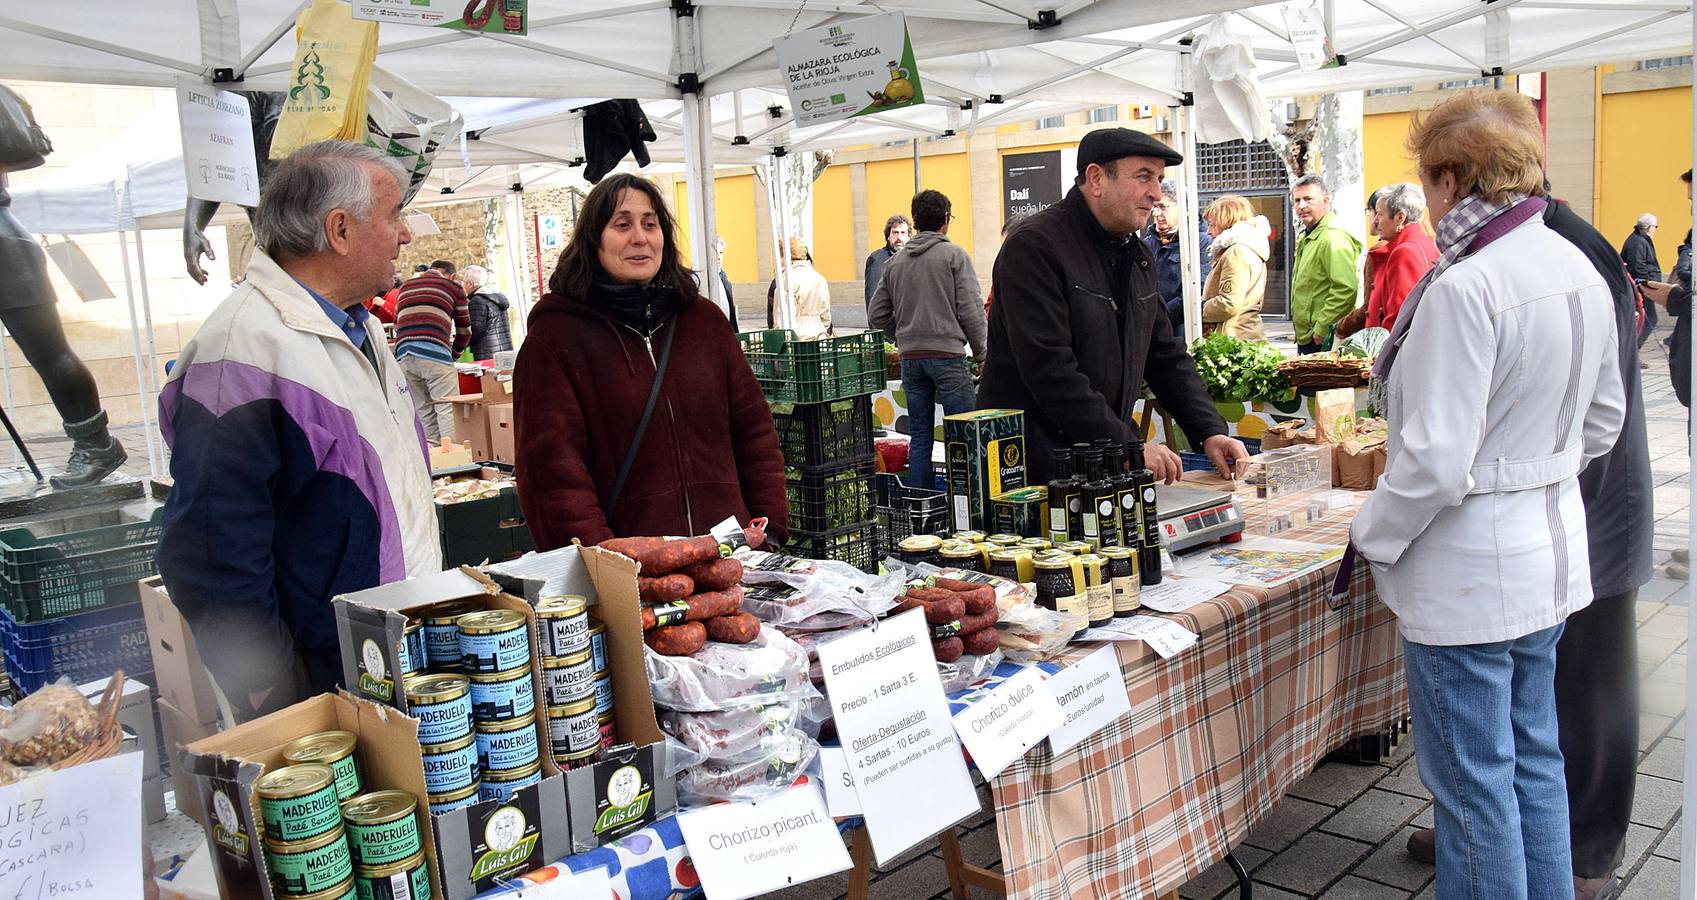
[{"x1": 547, "y1": 173, "x2": 697, "y2": 299}]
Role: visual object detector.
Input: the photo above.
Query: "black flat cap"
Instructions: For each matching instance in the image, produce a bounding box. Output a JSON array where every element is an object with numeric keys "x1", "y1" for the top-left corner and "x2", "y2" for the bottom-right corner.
[{"x1": 1076, "y1": 127, "x2": 1183, "y2": 175}]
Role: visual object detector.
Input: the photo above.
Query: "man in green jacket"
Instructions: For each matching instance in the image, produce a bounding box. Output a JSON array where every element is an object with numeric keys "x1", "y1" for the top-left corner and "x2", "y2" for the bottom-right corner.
[{"x1": 1290, "y1": 175, "x2": 1363, "y2": 353}]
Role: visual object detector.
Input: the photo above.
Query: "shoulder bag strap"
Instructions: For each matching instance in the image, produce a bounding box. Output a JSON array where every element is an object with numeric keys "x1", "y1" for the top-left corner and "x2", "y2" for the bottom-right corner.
[{"x1": 606, "y1": 318, "x2": 677, "y2": 515}]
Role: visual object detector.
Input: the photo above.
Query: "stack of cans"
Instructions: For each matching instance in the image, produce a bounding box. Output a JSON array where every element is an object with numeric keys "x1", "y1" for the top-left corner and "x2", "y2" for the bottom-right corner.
[
  {"x1": 342, "y1": 790, "x2": 430, "y2": 900},
  {"x1": 459, "y1": 609, "x2": 542, "y2": 804},
  {"x1": 404, "y1": 671, "x2": 480, "y2": 813},
  {"x1": 535, "y1": 594, "x2": 613, "y2": 770},
  {"x1": 255, "y1": 764, "x2": 355, "y2": 899}
]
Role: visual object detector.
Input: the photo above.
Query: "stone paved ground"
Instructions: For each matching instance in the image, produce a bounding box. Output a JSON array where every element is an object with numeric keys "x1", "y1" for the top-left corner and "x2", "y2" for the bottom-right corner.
[{"x1": 763, "y1": 322, "x2": 1694, "y2": 899}]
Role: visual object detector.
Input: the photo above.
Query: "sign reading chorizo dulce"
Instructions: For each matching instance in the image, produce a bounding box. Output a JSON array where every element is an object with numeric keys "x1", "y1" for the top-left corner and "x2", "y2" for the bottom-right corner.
[
  {"x1": 817, "y1": 608, "x2": 978, "y2": 865},
  {"x1": 773, "y1": 12, "x2": 925, "y2": 127},
  {"x1": 949, "y1": 663, "x2": 1064, "y2": 779},
  {"x1": 677, "y1": 784, "x2": 849, "y2": 900}
]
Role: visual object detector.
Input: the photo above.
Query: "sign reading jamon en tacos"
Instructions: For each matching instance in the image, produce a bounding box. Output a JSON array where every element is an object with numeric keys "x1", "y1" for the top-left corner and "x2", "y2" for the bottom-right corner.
[{"x1": 774, "y1": 12, "x2": 925, "y2": 128}]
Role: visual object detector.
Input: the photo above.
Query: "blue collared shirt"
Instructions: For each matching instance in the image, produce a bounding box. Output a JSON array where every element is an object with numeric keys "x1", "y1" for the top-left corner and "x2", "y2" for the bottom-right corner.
[{"x1": 298, "y1": 281, "x2": 371, "y2": 350}]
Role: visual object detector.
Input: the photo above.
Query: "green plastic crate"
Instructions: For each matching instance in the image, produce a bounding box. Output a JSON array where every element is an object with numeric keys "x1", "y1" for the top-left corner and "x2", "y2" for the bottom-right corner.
[
  {"x1": 770, "y1": 395, "x2": 875, "y2": 469},
  {"x1": 739, "y1": 329, "x2": 885, "y2": 404},
  {"x1": 786, "y1": 521, "x2": 878, "y2": 573},
  {"x1": 0, "y1": 505, "x2": 164, "y2": 623},
  {"x1": 785, "y1": 455, "x2": 876, "y2": 535}
]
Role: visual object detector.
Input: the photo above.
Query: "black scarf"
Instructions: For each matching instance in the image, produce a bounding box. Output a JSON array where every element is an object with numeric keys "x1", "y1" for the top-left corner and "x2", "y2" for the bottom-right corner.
[{"x1": 593, "y1": 277, "x2": 682, "y2": 337}]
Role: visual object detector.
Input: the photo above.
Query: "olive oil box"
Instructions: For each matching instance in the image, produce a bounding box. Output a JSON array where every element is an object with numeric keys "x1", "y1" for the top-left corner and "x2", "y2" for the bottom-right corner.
[
  {"x1": 184, "y1": 691, "x2": 447, "y2": 900},
  {"x1": 488, "y1": 544, "x2": 679, "y2": 854},
  {"x1": 331, "y1": 568, "x2": 568, "y2": 898},
  {"x1": 944, "y1": 409, "x2": 1027, "y2": 531}
]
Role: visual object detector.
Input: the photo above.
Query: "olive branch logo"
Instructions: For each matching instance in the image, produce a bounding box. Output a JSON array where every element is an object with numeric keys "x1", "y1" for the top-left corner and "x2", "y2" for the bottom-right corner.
[{"x1": 290, "y1": 50, "x2": 332, "y2": 101}]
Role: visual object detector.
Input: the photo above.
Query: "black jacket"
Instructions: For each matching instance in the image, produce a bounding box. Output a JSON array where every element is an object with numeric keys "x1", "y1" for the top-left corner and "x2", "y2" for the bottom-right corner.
[
  {"x1": 577, "y1": 100, "x2": 657, "y2": 184},
  {"x1": 1621, "y1": 230, "x2": 1662, "y2": 284},
  {"x1": 1670, "y1": 231, "x2": 1692, "y2": 406},
  {"x1": 1546, "y1": 200, "x2": 1653, "y2": 597},
  {"x1": 978, "y1": 188, "x2": 1227, "y2": 482},
  {"x1": 865, "y1": 246, "x2": 895, "y2": 306},
  {"x1": 467, "y1": 290, "x2": 514, "y2": 360}
]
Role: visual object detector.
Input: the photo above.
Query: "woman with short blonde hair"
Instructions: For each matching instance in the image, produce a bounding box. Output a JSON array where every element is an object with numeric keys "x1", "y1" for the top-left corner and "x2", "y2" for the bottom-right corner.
[
  {"x1": 1348, "y1": 88, "x2": 1626, "y2": 899},
  {"x1": 1198, "y1": 195, "x2": 1270, "y2": 340}
]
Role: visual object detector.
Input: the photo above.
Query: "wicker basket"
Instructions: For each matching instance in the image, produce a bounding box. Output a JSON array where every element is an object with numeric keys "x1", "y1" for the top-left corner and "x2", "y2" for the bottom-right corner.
[{"x1": 46, "y1": 669, "x2": 126, "y2": 771}]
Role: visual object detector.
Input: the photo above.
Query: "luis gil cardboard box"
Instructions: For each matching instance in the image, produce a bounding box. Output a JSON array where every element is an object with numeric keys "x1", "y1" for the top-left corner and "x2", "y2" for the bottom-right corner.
[
  {"x1": 183, "y1": 692, "x2": 445, "y2": 900},
  {"x1": 333, "y1": 568, "x2": 570, "y2": 899},
  {"x1": 944, "y1": 409, "x2": 1026, "y2": 531},
  {"x1": 485, "y1": 544, "x2": 679, "y2": 853}
]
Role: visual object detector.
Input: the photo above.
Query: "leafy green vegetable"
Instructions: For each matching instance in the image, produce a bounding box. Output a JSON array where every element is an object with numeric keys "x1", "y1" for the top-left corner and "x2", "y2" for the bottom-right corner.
[
  {"x1": 1188, "y1": 333, "x2": 1295, "y2": 403},
  {"x1": 1339, "y1": 327, "x2": 1390, "y2": 359}
]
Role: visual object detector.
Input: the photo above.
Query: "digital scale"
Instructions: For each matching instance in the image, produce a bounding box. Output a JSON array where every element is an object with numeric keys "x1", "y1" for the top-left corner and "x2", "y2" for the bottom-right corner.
[{"x1": 1156, "y1": 483, "x2": 1245, "y2": 551}]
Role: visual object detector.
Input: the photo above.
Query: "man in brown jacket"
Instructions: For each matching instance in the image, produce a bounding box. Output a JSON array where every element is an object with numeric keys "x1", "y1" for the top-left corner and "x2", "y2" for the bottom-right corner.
[
  {"x1": 978, "y1": 128, "x2": 1248, "y2": 484},
  {"x1": 869, "y1": 189, "x2": 987, "y2": 488}
]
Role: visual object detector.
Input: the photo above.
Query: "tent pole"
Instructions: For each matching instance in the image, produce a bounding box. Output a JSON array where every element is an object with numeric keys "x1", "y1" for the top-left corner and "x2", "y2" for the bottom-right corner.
[
  {"x1": 131, "y1": 219, "x2": 164, "y2": 478},
  {"x1": 1175, "y1": 102, "x2": 1202, "y2": 348},
  {"x1": 913, "y1": 138, "x2": 921, "y2": 193},
  {"x1": 1682, "y1": 5, "x2": 1697, "y2": 891},
  {"x1": 773, "y1": 156, "x2": 795, "y2": 330},
  {"x1": 114, "y1": 218, "x2": 161, "y2": 483},
  {"x1": 682, "y1": 92, "x2": 720, "y2": 305}
]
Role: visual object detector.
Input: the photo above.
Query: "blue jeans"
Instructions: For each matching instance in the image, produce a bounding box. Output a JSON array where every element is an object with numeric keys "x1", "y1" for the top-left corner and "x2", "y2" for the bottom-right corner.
[
  {"x1": 902, "y1": 357, "x2": 977, "y2": 490},
  {"x1": 1404, "y1": 623, "x2": 1572, "y2": 900}
]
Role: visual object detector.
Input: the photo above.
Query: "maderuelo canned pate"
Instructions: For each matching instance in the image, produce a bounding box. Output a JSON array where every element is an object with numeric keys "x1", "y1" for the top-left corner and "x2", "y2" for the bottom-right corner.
[
  {"x1": 591, "y1": 672, "x2": 614, "y2": 717},
  {"x1": 402, "y1": 672, "x2": 472, "y2": 745},
  {"x1": 476, "y1": 711, "x2": 541, "y2": 774},
  {"x1": 256, "y1": 763, "x2": 342, "y2": 844},
  {"x1": 339, "y1": 790, "x2": 421, "y2": 869},
  {"x1": 546, "y1": 697, "x2": 600, "y2": 756},
  {"x1": 351, "y1": 849, "x2": 431, "y2": 900},
  {"x1": 397, "y1": 619, "x2": 426, "y2": 677},
  {"x1": 541, "y1": 650, "x2": 595, "y2": 706},
  {"x1": 534, "y1": 594, "x2": 591, "y2": 658},
  {"x1": 458, "y1": 609, "x2": 532, "y2": 674},
  {"x1": 265, "y1": 826, "x2": 352, "y2": 897},
  {"x1": 422, "y1": 599, "x2": 484, "y2": 669},
  {"x1": 468, "y1": 665, "x2": 536, "y2": 722},
  {"x1": 427, "y1": 781, "x2": 481, "y2": 815},
  {"x1": 478, "y1": 760, "x2": 543, "y2": 803},
  {"x1": 282, "y1": 731, "x2": 362, "y2": 802},
  {"x1": 419, "y1": 732, "x2": 479, "y2": 795}
]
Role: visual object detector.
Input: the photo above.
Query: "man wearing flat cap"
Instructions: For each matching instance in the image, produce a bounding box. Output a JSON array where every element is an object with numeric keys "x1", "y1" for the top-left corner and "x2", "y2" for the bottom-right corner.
[{"x1": 979, "y1": 127, "x2": 1248, "y2": 483}]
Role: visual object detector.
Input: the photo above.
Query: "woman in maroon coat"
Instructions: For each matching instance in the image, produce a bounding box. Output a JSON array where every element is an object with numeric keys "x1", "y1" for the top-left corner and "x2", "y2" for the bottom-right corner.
[{"x1": 513, "y1": 174, "x2": 788, "y2": 549}]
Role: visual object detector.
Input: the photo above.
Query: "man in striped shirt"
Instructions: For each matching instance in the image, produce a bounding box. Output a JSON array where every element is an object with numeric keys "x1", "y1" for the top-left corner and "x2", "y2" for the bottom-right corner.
[{"x1": 394, "y1": 259, "x2": 471, "y2": 440}]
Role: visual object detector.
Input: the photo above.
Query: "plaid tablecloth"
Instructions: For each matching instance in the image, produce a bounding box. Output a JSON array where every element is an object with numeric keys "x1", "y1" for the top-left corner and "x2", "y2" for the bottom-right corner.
[{"x1": 993, "y1": 485, "x2": 1408, "y2": 899}]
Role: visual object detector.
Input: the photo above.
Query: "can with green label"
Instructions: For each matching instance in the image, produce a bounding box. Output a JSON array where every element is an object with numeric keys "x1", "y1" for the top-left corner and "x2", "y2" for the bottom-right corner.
[
  {"x1": 352, "y1": 850, "x2": 432, "y2": 900},
  {"x1": 283, "y1": 732, "x2": 362, "y2": 802},
  {"x1": 340, "y1": 790, "x2": 421, "y2": 869},
  {"x1": 266, "y1": 826, "x2": 352, "y2": 897},
  {"x1": 256, "y1": 764, "x2": 343, "y2": 844}
]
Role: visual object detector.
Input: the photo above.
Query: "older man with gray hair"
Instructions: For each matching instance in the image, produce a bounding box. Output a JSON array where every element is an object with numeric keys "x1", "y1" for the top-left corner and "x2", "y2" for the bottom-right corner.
[
  {"x1": 462, "y1": 264, "x2": 515, "y2": 360},
  {"x1": 1143, "y1": 177, "x2": 1212, "y2": 337},
  {"x1": 156, "y1": 141, "x2": 443, "y2": 720},
  {"x1": 1622, "y1": 212, "x2": 1662, "y2": 347}
]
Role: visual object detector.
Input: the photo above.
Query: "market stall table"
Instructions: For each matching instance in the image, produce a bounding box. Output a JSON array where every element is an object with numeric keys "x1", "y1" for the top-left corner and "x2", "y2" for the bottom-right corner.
[{"x1": 987, "y1": 476, "x2": 1404, "y2": 900}]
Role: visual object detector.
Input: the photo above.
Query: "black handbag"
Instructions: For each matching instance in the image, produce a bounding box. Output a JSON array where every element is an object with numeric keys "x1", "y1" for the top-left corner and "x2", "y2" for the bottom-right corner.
[{"x1": 0, "y1": 86, "x2": 51, "y2": 174}]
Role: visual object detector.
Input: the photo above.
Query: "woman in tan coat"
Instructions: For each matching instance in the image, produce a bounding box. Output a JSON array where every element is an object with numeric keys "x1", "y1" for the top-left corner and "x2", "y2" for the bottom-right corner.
[{"x1": 1199, "y1": 195, "x2": 1272, "y2": 340}]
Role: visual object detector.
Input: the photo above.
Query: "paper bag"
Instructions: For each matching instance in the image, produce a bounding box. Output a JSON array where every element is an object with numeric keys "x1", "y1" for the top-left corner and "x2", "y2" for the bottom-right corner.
[
  {"x1": 1333, "y1": 440, "x2": 1387, "y2": 490},
  {"x1": 1312, "y1": 388, "x2": 1358, "y2": 444},
  {"x1": 362, "y1": 67, "x2": 465, "y2": 205}
]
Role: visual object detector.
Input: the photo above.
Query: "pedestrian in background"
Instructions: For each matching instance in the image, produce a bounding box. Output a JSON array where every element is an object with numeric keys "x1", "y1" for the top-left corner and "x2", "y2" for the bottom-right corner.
[
  {"x1": 1290, "y1": 175, "x2": 1362, "y2": 353},
  {"x1": 1366, "y1": 182, "x2": 1440, "y2": 332},
  {"x1": 1143, "y1": 179, "x2": 1212, "y2": 337},
  {"x1": 869, "y1": 189, "x2": 986, "y2": 489},
  {"x1": 864, "y1": 214, "x2": 912, "y2": 309},
  {"x1": 1621, "y1": 212, "x2": 1662, "y2": 347},
  {"x1": 394, "y1": 258, "x2": 470, "y2": 440},
  {"x1": 462, "y1": 265, "x2": 514, "y2": 361},
  {"x1": 1198, "y1": 194, "x2": 1269, "y2": 340}
]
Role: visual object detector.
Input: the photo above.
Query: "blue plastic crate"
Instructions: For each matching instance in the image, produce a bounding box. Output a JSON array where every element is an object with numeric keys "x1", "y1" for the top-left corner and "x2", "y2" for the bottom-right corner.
[{"x1": 0, "y1": 602, "x2": 150, "y2": 694}]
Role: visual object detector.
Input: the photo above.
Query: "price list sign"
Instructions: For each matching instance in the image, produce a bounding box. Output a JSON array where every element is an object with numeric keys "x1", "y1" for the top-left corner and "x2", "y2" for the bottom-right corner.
[{"x1": 818, "y1": 609, "x2": 979, "y2": 864}]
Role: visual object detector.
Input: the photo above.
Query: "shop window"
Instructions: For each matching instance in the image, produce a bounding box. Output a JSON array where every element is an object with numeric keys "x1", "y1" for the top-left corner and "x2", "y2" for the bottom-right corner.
[
  {"x1": 1037, "y1": 115, "x2": 1067, "y2": 130},
  {"x1": 1639, "y1": 55, "x2": 1693, "y2": 70},
  {"x1": 1089, "y1": 106, "x2": 1120, "y2": 124}
]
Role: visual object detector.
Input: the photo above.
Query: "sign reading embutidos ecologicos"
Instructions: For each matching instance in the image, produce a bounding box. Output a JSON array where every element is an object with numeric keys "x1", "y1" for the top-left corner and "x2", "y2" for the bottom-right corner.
[{"x1": 775, "y1": 12, "x2": 924, "y2": 128}]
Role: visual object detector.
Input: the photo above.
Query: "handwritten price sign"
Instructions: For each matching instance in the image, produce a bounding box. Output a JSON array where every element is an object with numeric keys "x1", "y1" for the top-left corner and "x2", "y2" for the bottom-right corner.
[{"x1": 0, "y1": 754, "x2": 141, "y2": 899}]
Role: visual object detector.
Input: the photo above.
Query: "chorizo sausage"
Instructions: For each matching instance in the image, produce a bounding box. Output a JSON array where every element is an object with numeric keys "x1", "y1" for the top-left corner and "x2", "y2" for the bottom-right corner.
[
  {"x1": 930, "y1": 576, "x2": 984, "y2": 593},
  {"x1": 956, "y1": 607, "x2": 1000, "y2": 635},
  {"x1": 962, "y1": 628, "x2": 1000, "y2": 657},
  {"x1": 639, "y1": 574, "x2": 695, "y2": 603},
  {"x1": 931, "y1": 637, "x2": 964, "y2": 663},
  {"x1": 921, "y1": 593, "x2": 965, "y2": 625},
  {"x1": 957, "y1": 586, "x2": 997, "y2": 615},
  {"x1": 681, "y1": 558, "x2": 743, "y2": 592},
  {"x1": 704, "y1": 612, "x2": 761, "y2": 644},
  {"x1": 890, "y1": 595, "x2": 925, "y2": 616},
  {"x1": 599, "y1": 535, "x2": 721, "y2": 574},
  {"x1": 641, "y1": 586, "x2": 745, "y2": 629},
  {"x1": 645, "y1": 621, "x2": 708, "y2": 656}
]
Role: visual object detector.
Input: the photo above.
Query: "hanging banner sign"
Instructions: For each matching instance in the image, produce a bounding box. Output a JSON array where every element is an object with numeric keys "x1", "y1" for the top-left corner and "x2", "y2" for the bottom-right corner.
[
  {"x1": 176, "y1": 80, "x2": 261, "y2": 207},
  {"x1": 775, "y1": 12, "x2": 925, "y2": 128},
  {"x1": 1002, "y1": 149, "x2": 1077, "y2": 226},
  {"x1": 352, "y1": 0, "x2": 528, "y2": 35},
  {"x1": 1281, "y1": 7, "x2": 1337, "y2": 71}
]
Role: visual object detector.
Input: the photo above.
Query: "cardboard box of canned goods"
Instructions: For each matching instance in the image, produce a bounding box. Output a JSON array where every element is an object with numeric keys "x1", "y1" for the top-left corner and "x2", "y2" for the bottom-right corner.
[
  {"x1": 332, "y1": 569, "x2": 569, "y2": 899},
  {"x1": 183, "y1": 691, "x2": 445, "y2": 900},
  {"x1": 486, "y1": 544, "x2": 677, "y2": 853}
]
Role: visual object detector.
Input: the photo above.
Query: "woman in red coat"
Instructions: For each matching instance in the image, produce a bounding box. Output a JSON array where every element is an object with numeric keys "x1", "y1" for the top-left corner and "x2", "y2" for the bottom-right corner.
[
  {"x1": 513, "y1": 174, "x2": 788, "y2": 549},
  {"x1": 1366, "y1": 182, "x2": 1441, "y2": 331}
]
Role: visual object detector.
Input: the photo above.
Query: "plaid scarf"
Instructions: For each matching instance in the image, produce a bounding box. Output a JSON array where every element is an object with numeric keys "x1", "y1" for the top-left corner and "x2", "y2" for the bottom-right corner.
[{"x1": 1372, "y1": 193, "x2": 1541, "y2": 380}]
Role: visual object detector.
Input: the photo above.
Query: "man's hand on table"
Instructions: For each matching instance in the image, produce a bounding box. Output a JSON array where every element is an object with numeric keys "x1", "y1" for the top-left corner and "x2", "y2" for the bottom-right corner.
[
  {"x1": 1146, "y1": 443, "x2": 1184, "y2": 484},
  {"x1": 1202, "y1": 435, "x2": 1251, "y2": 481}
]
